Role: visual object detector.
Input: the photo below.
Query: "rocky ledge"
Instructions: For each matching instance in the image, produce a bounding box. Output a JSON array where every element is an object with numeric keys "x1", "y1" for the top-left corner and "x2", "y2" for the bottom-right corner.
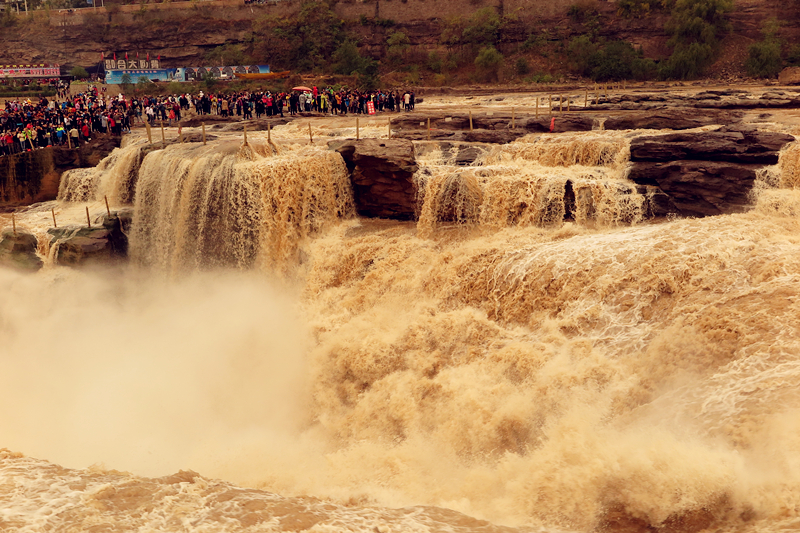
[
  {"x1": 332, "y1": 138, "x2": 418, "y2": 220},
  {"x1": 47, "y1": 209, "x2": 132, "y2": 267},
  {"x1": 628, "y1": 128, "x2": 795, "y2": 217},
  {"x1": 0, "y1": 229, "x2": 43, "y2": 272},
  {"x1": 0, "y1": 134, "x2": 122, "y2": 208}
]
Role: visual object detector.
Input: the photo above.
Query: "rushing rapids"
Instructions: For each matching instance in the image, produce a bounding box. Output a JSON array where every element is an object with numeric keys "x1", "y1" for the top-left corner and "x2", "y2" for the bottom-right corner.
[{"x1": 2, "y1": 122, "x2": 800, "y2": 532}]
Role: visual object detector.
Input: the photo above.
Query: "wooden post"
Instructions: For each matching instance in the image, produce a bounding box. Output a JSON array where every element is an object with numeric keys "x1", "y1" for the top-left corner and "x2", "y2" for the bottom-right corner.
[
  {"x1": 469, "y1": 110, "x2": 473, "y2": 131},
  {"x1": 535, "y1": 97, "x2": 539, "y2": 118},
  {"x1": 549, "y1": 95, "x2": 552, "y2": 115},
  {"x1": 52, "y1": 208, "x2": 57, "y2": 228},
  {"x1": 356, "y1": 117, "x2": 359, "y2": 140},
  {"x1": 243, "y1": 124, "x2": 248, "y2": 146},
  {"x1": 511, "y1": 107, "x2": 515, "y2": 129},
  {"x1": 67, "y1": 132, "x2": 72, "y2": 149},
  {"x1": 308, "y1": 123, "x2": 313, "y2": 143},
  {"x1": 145, "y1": 121, "x2": 152, "y2": 144},
  {"x1": 559, "y1": 94, "x2": 563, "y2": 113},
  {"x1": 567, "y1": 96, "x2": 571, "y2": 112},
  {"x1": 86, "y1": 206, "x2": 91, "y2": 229},
  {"x1": 267, "y1": 122, "x2": 271, "y2": 143},
  {"x1": 104, "y1": 195, "x2": 111, "y2": 217},
  {"x1": 584, "y1": 89, "x2": 588, "y2": 108},
  {"x1": 202, "y1": 122, "x2": 206, "y2": 145},
  {"x1": 11, "y1": 213, "x2": 16, "y2": 236},
  {"x1": 160, "y1": 120, "x2": 165, "y2": 147},
  {"x1": 427, "y1": 118, "x2": 431, "y2": 140}
]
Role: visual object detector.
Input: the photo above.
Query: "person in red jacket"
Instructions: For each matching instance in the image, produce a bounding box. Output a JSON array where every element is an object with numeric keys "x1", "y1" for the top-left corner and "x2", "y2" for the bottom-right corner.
[{"x1": 81, "y1": 122, "x2": 91, "y2": 143}]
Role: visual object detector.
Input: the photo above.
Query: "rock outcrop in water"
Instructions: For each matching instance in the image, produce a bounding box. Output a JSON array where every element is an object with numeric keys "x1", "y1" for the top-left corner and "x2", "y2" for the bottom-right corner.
[
  {"x1": 0, "y1": 228, "x2": 42, "y2": 272},
  {"x1": 47, "y1": 209, "x2": 132, "y2": 267},
  {"x1": 333, "y1": 138, "x2": 418, "y2": 220},
  {"x1": 628, "y1": 129, "x2": 795, "y2": 217}
]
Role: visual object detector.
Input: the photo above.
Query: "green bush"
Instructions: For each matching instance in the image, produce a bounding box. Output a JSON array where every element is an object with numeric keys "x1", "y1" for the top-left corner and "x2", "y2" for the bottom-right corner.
[
  {"x1": 332, "y1": 41, "x2": 379, "y2": 89},
  {"x1": 69, "y1": 66, "x2": 89, "y2": 79},
  {"x1": 252, "y1": 1, "x2": 345, "y2": 72},
  {"x1": 567, "y1": 1, "x2": 598, "y2": 23},
  {"x1": 616, "y1": 0, "x2": 651, "y2": 18},
  {"x1": 474, "y1": 45, "x2": 503, "y2": 81},
  {"x1": 427, "y1": 51, "x2": 444, "y2": 73},
  {"x1": 658, "y1": 41, "x2": 715, "y2": 79},
  {"x1": 515, "y1": 57, "x2": 531, "y2": 76},
  {"x1": 787, "y1": 44, "x2": 800, "y2": 66},
  {"x1": 386, "y1": 31, "x2": 410, "y2": 64},
  {"x1": 569, "y1": 37, "x2": 655, "y2": 81},
  {"x1": 462, "y1": 7, "x2": 502, "y2": 46},
  {"x1": 745, "y1": 19, "x2": 783, "y2": 78},
  {"x1": 746, "y1": 39, "x2": 782, "y2": 78},
  {"x1": 660, "y1": 0, "x2": 733, "y2": 79}
]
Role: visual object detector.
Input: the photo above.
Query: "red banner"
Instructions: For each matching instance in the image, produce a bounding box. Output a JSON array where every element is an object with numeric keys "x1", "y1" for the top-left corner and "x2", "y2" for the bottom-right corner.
[
  {"x1": 0, "y1": 65, "x2": 60, "y2": 78},
  {"x1": 366, "y1": 101, "x2": 375, "y2": 115}
]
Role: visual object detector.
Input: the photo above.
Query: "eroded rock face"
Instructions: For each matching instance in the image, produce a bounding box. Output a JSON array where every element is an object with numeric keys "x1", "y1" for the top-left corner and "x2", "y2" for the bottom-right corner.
[
  {"x1": 47, "y1": 209, "x2": 131, "y2": 267},
  {"x1": 333, "y1": 139, "x2": 418, "y2": 220},
  {"x1": 628, "y1": 161, "x2": 759, "y2": 217},
  {"x1": 627, "y1": 128, "x2": 795, "y2": 217},
  {"x1": 0, "y1": 229, "x2": 43, "y2": 272}
]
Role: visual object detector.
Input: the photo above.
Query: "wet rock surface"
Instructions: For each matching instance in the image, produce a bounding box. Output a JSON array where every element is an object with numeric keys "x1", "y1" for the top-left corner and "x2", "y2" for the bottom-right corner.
[
  {"x1": 0, "y1": 228, "x2": 43, "y2": 272},
  {"x1": 627, "y1": 128, "x2": 794, "y2": 217},
  {"x1": 628, "y1": 161, "x2": 760, "y2": 217},
  {"x1": 332, "y1": 139, "x2": 418, "y2": 220},
  {"x1": 47, "y1": 208, "x2": 132, "y2": 267}
]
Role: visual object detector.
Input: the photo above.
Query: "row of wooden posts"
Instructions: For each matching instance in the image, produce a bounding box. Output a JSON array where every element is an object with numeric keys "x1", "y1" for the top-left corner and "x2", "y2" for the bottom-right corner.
[{"x1": 9, "y1": 195, "x2": 113, "y2": 235}]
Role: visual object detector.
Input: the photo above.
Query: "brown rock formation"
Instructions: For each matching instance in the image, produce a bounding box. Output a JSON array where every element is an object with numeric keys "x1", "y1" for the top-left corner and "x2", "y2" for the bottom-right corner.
[
  {"x1": 627, "y1": 128, "x2": 795, "y2": 217},
  {"x1": 779, "y1": 67, "x2": 800, "y2": 85},
  {"x1": 0, "y1": 228, "x2": 43, "y2": 272},
  {"x1": 333, "y1": 139, "x2": 418, "y2": 220},
  {"x1": 47, "y1": 209, "x2": 131, "y2": 267},
  {"x1": 0, "y1": 135, "x2": 121, "y2": 208},
  {"x1": 630, "y1": 130, "x2": 795, "y2": 165}
]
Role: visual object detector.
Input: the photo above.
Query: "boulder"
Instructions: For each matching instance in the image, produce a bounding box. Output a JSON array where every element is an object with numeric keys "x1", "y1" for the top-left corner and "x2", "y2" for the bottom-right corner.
[
  {"x1": 627, "y1": 161, "x2": 759, "y2": 217},
  {"x1": 332, "y1": 139, "x2": 418, "y2": 220},
  {"x1": 47, "y1": 208, "x2": 131, "y2": 267},
  {"x1": 0, "y1": 228, "x2": 43, "y2": 272},
  {"x1": 630, "y1": 130, "x2": 795, "y2": 165},
  {"x1": 779, "y1": 67, "x2": 800, "y2": 85}
]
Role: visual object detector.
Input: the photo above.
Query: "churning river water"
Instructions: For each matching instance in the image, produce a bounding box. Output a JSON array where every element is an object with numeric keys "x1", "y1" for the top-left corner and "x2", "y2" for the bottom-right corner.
[{"x1": 2, "y1": 112, "x2": 800, "y2": 533}]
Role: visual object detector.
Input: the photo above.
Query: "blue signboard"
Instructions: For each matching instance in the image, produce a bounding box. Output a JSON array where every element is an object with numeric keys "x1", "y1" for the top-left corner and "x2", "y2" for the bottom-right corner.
[{"x1": 105, "y1": 69, "x2": 178, "y2": 84}]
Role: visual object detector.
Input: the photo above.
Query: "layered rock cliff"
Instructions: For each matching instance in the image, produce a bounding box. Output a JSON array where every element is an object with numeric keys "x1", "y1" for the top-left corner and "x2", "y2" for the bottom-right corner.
[{"x1": 0, "y1": 0, "x2": 796, "y2": 80}]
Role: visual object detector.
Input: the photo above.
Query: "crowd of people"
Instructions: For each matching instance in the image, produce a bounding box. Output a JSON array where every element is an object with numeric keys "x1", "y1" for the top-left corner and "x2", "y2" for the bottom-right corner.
[
  {"x1": 0, "y1": 85, "x2": 133, "y2": 156},
  {"x1": 189, "y1": 87, "x2": 416, "y2": 118},
  {"x1": 1, "y1": 83, "x2": 417, "y2": 157}
]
